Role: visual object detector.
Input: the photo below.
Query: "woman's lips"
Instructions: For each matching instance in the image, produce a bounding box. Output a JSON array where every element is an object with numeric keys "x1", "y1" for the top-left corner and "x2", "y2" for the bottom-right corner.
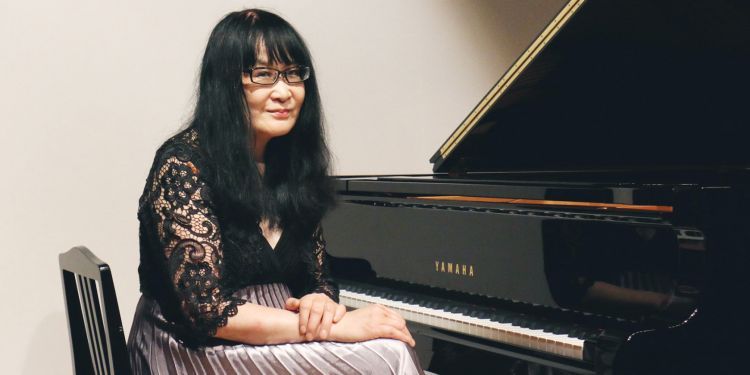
[{"x1": 268, "y1": 109, "x2": 290, "y2": 119}]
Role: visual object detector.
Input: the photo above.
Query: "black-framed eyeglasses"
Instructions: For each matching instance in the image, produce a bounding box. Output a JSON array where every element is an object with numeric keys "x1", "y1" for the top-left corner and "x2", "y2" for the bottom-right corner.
[{"x1": 245, "y1": 66, "x2": 311, "y2": 85}]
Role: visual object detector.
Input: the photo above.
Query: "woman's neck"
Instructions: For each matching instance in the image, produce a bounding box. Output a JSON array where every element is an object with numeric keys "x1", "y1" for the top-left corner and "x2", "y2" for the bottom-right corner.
[
  {"x1": 252, "y1": 134, "x2": 268, "y2": 162},
  {"x1": 252, "y1": 132, "x2": 270, "y2": 174}
]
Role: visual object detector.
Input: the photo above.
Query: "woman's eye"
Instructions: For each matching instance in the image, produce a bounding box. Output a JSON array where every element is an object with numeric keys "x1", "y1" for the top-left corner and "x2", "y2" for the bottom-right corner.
[
  {"x1": 253, "y1": 70, "x2": 273, "y2": 78},
  {"x1": 286, "y1": 70, "x2": 301, "y2": 79}
]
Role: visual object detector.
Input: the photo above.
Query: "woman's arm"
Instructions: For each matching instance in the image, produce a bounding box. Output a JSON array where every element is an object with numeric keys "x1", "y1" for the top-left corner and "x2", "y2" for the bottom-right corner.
[
  {"x1": 150, "y1": 155, "x2": 246, "y2": 342},
  {"x1": 216, "y1": 302, "x2": 415, "y2": 347},
  {"x1": 215, "y1": 304, "x2": 307, "y2": 345},
  {"x1": 328, "y1": 304, "x2": 416, "y2": 347}
]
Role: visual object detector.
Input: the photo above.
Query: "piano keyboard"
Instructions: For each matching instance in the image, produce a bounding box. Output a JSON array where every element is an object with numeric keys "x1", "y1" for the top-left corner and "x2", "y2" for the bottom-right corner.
[{"x1": 339, "y1": 284, "x2": 587, "y2": 361}]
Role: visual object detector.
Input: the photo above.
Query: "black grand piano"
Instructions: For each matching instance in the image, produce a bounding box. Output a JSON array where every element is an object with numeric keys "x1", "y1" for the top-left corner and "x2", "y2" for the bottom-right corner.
[{"x1": 322, "y1": 1, "x2": 750, "y2": 374}]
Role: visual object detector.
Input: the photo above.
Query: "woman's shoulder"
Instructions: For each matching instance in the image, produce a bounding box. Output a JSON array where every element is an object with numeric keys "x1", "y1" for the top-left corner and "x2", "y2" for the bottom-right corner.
[
  {"x1": 149, "y1": 128, "x2": 209, "y2": 173},
  {"x1": 141, "y1": 128, "x2": 210, "y2": 189},
  {"x1": 156, "y1": 128, "x2": 201, "y2": 160},
  {"x1": 139, "y1": 128, "x2": 211, "y2": 206}
]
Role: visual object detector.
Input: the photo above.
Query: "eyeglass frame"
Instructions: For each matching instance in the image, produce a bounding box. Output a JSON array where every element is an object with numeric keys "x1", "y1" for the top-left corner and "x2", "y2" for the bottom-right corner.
[{"x1": 244, "y1": 65, "x2": 311, "y2": 85}]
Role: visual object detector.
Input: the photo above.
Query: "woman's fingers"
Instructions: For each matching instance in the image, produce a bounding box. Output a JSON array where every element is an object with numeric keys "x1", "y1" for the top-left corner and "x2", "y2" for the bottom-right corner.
[
  {"x1": 285, "y1": 298, "x2": 300, "y2": 311},
  {"x1": 318, "y1": 305, "x2": 336, "y2": 339},
  {"x1": 369, "y1": 305, "x2": 413, "y2": 346},
  {"x1": 296, "y1": 294, "x2": 343, "y2": 339},
  {"x1": 380, "y1": 325, "x2": 415, "y2": 347},
  {"x1": 376, "y1": 307, "x2": 406, "y2": 328},
  {"x1": 306, "y1": 301, "x2": 326, "y2": 340},
  {"x1": 333, "y1": 304, "x2": 347, "y2": 323},
  {"x1": 298, "y1": 300, "x2": 311, "y2": 335},
  {"x1": 383, "y1": 308, "x2": 414, "y2": 346},
  {"x1": 401, "y1": 325, "x2": 416, "y2": 347},
  {"x1": 384, "y1": 307, "x2": 405, "y2": 322},
  {"x1": 384, "y1": 316, "x2": 406, "y2": 330},
  {"x1": 383, "y1": 315, "x2": 412, "y2": 345}
]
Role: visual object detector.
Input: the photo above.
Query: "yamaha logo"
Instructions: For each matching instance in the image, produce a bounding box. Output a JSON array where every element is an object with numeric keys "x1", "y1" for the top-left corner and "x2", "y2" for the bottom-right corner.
[{"x1": 434, "y1": 260, "x2": 475, "y2": 277}]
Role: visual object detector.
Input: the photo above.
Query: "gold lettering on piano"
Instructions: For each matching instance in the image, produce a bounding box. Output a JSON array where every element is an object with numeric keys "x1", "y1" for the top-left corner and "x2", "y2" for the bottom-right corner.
[{"x1": 433, "y1": 260, "x2": 475, "y2": 277}]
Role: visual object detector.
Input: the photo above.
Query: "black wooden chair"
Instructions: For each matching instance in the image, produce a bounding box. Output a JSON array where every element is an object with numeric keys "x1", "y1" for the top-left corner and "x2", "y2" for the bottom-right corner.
[{"x1": 59, "y1": 246, "x2": 131, "y2": 374}]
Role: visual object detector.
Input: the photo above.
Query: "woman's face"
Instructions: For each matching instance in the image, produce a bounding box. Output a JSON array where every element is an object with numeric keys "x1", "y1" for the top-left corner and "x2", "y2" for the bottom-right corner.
[{"x1": 242, "y1": 53, "x2": 306, "y2": 144}]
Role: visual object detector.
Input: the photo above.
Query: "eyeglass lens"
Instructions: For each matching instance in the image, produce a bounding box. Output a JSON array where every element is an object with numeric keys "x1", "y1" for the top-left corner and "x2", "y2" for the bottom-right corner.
[{"x1": 250, "y1": 67, "x2": 310, "y2": 85}]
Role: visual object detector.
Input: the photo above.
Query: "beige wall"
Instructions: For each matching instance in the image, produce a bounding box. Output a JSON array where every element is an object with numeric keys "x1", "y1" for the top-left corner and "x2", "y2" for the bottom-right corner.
[{"x1": 0, "y1": 0, "x2": 565, "y2": 373}]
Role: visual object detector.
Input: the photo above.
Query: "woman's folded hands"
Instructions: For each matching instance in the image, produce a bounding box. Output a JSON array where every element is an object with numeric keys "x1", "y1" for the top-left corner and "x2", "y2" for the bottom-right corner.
[
  {"x1": 285, "y1": 293, "x2": 346, "y2": 340},
  {"x1": 285, "y1": 294, "x2": 415, "y2": 347}
]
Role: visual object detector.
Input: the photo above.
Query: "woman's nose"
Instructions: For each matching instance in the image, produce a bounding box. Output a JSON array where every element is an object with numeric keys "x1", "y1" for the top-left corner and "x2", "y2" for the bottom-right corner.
[{"x1": 270, "y1": 81, "x2": 292, "y2": 101}]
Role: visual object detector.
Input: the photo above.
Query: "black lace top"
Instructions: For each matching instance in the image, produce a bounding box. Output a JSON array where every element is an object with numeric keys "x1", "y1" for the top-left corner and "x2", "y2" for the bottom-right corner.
[{"x1": 137, "y1": 129, "x2": 339, "y2": 346}]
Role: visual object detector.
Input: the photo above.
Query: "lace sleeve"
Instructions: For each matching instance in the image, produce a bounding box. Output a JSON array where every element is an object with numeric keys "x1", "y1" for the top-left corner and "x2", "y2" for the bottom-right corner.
[
  {"x1": 307, "y1": 226, "x2": 340, "y2": 302},
  {"x1": 151, "y1": 155, "x2": 246, "y2": 339}
]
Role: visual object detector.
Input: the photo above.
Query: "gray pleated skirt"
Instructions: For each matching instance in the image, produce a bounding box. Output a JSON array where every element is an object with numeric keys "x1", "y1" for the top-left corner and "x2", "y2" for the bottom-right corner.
[{"x1": 127, "y1": 283, "x2": 424, "y2": 374}]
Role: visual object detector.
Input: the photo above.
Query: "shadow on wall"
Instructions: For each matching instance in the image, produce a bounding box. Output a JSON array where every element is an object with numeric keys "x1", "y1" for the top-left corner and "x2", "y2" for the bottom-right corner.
[{"x1": 23, "y1": 311, "x2": 72, "y2": 375}]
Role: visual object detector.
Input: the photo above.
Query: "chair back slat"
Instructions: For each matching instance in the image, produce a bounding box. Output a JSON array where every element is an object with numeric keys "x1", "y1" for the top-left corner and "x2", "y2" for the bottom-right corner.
[
  {"x1": 90, "y1": 277, "x2": 114, "y2": 375},
  {"x1": 75, "y1": 275, "x2": 100, "y2": 374},
  {"x1": 60, "y1": 246, "x2": 131, "y2": 375},
  {"x1": 79, "y1": 275, "x2": 109, "y2": 374}
]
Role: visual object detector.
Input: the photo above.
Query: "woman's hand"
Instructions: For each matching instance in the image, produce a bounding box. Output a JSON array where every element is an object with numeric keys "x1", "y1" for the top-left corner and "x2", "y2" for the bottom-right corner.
[
  {"x1": 329, "y1": 304, "x2": 416, "y2": 347},
  {"x1": 285, "y1": 293, "x2": 346, "y2": 340}
]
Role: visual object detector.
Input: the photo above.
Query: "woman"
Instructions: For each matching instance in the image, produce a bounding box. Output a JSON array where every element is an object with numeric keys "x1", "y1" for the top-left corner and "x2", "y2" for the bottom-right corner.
[{"x1": 128, "y1": 9, "x2": 423, "y2": 374}]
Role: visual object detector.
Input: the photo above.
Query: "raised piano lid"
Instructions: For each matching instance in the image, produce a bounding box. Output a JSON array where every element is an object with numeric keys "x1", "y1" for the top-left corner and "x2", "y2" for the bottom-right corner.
[{"x1": 430, "y1": 0, "x2": 750, "y2": 175}]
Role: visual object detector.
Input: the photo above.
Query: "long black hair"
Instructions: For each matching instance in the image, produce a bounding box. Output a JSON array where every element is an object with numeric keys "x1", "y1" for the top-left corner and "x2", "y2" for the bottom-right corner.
[{"x1": 188, "y1": 9, "x2": 334, "y2": 233}]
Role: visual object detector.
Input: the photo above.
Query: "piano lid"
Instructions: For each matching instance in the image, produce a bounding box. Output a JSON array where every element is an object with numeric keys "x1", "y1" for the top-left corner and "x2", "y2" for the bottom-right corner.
[{"x1": 431, "y1": 0, "x2": 750, "y2": 174}]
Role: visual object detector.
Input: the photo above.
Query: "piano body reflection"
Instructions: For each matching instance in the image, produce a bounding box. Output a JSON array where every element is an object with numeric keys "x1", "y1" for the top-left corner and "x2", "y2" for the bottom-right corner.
[{"x1": 323, "y1": 1, "x2": 749, "y2": 374}]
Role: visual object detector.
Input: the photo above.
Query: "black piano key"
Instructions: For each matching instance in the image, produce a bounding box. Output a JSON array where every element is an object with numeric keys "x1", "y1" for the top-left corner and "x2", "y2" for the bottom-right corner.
[
  {"x1": 518, "y1": 315, "x2": 532, "y2": 328},
  {"x1": 542, "y1": 323, "x2": 557, "y2": 333},
  {"x1": 568, "y1": 326, "x2": 584, "y2": 338},
  {"x1": 492, "y1": 313, "x2": 511, "y2": 323},
  {"x1": 582, "y1": 330, "x2": 599, "y2": 341},
  {"x1": 508, "y1": 315, "x2": 523, "y2": 326},
  {"x1": 527, "y1": 320, "x2": 543, "y2": 330}
]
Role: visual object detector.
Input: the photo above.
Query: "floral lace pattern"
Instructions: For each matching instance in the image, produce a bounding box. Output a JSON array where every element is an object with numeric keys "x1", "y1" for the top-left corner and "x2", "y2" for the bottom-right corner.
[
  {"x1": 308, "y1": 226, "x2": 340, "y2": 302},
  {"x1": 151, "y1": 154, "x2": 246, "y2": 338}
]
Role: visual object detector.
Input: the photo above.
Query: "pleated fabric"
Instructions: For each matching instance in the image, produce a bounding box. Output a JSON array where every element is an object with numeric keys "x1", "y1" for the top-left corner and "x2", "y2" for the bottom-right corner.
[{"x1": 128, "y1": 283, "x2": 424, "y2": 374}]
